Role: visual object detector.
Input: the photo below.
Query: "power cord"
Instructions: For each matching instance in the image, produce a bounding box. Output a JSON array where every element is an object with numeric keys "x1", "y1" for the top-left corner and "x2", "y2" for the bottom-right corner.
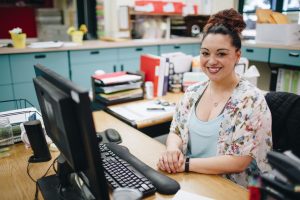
[{"x1": 26, "y1": 157, "x2": 58, "y2": 200}]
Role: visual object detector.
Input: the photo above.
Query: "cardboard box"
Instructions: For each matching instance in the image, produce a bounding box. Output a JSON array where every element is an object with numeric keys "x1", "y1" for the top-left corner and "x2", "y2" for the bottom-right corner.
[{"x1": 256, "y1": 24, "x2": 300, "y2": 45}]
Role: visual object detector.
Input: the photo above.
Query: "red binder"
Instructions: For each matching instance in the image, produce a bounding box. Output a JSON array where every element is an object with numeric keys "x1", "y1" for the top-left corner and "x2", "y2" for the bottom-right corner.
[{"x1": 140, "y1": 54, "x2": 161, "y2": 97}]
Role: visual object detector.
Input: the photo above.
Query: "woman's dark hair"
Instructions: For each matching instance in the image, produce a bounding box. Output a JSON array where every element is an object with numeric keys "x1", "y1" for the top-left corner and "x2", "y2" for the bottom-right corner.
[{"x1": 202, "y1": 8, "x2": 246, "y2": 50}]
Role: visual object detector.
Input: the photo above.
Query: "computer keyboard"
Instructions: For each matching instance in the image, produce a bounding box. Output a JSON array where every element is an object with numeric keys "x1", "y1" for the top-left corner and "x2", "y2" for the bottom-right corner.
[
  {"x1": 99, "y1": 143, "x2": 156, "y2": 197},
  {"x1": 100, "y1": 142, "x2": 180, "y2": 195}
]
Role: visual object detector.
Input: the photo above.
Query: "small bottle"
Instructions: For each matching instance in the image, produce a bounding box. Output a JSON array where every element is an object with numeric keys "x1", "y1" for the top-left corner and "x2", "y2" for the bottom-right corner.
[
  {"x1": 144, "y1": 81, "x2": 154, "y2": 99},
  {"x1": 0, "y1": 117, "x2": 14, "y2": 158}
]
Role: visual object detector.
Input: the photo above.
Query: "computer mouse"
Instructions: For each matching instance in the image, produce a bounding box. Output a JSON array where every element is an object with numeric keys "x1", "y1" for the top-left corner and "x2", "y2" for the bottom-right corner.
[{"x1": 105, "y1": 128, "x2": 122, "y2": 143}]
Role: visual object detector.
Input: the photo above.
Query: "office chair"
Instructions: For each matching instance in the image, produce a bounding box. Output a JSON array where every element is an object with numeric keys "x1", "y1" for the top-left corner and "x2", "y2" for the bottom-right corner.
[{"x1": 265, "y1": 91, "x2": 300, "y2": 157}]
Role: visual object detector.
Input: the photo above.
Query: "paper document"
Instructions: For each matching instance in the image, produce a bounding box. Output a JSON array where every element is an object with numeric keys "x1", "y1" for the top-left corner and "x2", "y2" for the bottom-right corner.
[
  {"x1": 109, "y1": 100, "x2": 175, "y2": 122},
  {"x1": 28, "y1": 41, "x2": 63, "y2": 48},
  {"x1": 172, "y1": 190, "x2": 214, "y2": 200}
]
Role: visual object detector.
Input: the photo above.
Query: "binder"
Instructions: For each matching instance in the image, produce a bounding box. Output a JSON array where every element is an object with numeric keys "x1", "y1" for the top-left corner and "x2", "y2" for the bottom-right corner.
[{"x1": 140, "y1": 54, "x2": 160, "y2": 97}]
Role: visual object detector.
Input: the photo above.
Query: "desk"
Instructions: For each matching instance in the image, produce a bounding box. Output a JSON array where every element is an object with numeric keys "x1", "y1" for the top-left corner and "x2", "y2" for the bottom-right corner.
[
  {"x1": 0, "y1": 111, "x2": 248, "y2": 200},
  {"x1": 106, "y1": 92, "x2": 183, "y2": 129}
]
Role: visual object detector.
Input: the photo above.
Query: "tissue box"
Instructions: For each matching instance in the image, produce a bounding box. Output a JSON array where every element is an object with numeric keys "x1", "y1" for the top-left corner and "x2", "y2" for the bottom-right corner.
[{"x1": 256, "y1": 24, "x2": 300, "y2": 45}]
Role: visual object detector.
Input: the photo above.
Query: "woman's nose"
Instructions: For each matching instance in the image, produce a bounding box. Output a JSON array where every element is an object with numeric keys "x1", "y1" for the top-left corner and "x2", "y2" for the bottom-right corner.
[{"x1": 207, "y1": 56, "x2": 218, "y2": 65}]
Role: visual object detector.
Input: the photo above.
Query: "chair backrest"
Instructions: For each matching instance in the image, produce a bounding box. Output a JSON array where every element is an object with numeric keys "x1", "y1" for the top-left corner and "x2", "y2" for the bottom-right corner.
[{"x1": 265, "y1": 92, "x2": 300, "y2": 157}]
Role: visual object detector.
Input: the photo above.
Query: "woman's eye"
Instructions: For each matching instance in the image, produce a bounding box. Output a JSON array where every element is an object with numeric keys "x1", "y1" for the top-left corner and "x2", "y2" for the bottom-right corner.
[
  {"x1": 217, "y1": 52, "x2": 227, "y2": 57},
  {"x1": 201, "y1": 52, "x2": 209, "y2": 56}
]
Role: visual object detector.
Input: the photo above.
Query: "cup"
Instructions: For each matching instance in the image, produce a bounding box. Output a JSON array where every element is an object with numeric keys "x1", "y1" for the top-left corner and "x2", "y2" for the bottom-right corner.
[
  {"x1": 72, "y1": 31, "x2": 84, "y2": 44},
  {"x1": 11, "y1": 33, "x2": 27, "y2": 48},
  {"x1": 112, "y1": 188, "x2": 142, "y2": 200},
  {"x1": 0, "y1": 117, "x2": 14, "y2": 158}
]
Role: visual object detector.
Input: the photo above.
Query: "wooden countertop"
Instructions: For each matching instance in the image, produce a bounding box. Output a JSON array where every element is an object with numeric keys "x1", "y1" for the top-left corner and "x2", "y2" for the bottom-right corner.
[
  {"x1": 0, "y1": 110, "x2": 248, "y2": 200},
  {"x1": 0, "y1": 37, "x2": 299, "y2": 55}
]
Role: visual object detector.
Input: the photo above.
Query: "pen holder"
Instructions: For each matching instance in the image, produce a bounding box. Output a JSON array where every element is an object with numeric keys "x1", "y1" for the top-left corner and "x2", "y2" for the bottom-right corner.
[
  {"x1": 11, "y1": 33, "x2": 26, "y2": 48},
  {"x1": 71, "y1": 31, "x2": 84, "y2": 44}
]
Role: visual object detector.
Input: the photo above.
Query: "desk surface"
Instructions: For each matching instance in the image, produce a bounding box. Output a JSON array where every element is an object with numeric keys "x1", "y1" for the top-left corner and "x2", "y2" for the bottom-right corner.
[
  {"x1": 0, "y1": 111, "x2": 248, "y2": 200},
  {"x1": 107, "y1": 92, "x2": 183, "y2": 129}
]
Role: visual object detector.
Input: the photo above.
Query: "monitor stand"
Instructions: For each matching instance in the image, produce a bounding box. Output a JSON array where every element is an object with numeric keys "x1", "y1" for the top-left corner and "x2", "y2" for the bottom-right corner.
[{"x1": 37, "y1": 155, "x2": 86, "y2": 200}]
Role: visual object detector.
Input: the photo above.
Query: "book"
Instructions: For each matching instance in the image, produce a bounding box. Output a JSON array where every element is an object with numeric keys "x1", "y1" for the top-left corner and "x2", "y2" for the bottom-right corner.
[
  {"x1": 92, "y1": 71, "x2": 142, "y2": 85},
  {"x1": 95, "y1": 81, "x2": 143, "y2": 94},
  {"x1": 140, "y1": 54, "x2": 166, "y2": 97}
]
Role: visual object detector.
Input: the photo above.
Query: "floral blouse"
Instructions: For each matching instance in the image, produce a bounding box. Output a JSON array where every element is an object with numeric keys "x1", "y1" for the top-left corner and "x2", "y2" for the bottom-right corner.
[{"x1": 169, "y1": 78, "x2": 273, "y2": 187}]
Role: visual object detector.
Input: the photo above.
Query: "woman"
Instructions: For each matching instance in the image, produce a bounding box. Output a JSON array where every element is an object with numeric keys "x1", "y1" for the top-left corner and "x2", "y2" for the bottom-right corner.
[{"x1": 157, "y1": 8, "x2": 272, "y2": 187}]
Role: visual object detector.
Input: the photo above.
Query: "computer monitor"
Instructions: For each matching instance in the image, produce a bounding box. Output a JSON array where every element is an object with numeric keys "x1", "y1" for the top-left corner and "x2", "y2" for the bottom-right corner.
[{"x1": 33, "y1": 64, "x2": 109, "y2": 200}]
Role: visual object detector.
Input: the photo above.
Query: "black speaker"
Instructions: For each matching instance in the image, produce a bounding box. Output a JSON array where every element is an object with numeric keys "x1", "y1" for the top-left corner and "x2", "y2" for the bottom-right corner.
[{"x1": 24, "y1": 120, "x2": 52, "y2": 163}]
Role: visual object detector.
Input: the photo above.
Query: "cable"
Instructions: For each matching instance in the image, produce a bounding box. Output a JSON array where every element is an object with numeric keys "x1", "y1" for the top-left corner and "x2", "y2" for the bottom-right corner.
[{"x1": 26, "y1": 157, "x2": 58, "y2": 200}]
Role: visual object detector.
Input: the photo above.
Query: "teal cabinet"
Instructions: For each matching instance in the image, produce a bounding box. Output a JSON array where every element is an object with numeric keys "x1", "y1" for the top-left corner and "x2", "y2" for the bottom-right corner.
[
  {"x1": 9, "y1": 51, "x2": 69, "y2": 109},
  {"x1": 118, "y1": 46, "x2": 159, "y2": 72},
  {"x1": 270, "y1": 49, "x2": 300, "y2": 67},
  {"x1": 0, "y1": 55, "x2": 12, "y2": 85},
  {"x1": 0, "y1": 85, "x2": 14, "y2": 112},
  {"x1": 13, "y1": 82, "x2": 38, "y2": 109},
  {"x1": 72, "y1": 61, "x2": 115, "y2": 89},
  {"x1": 70, "y1": 48, "x2": 118, "y2": 89},
  {"x1": 159, "y1": 44, "x2": 195, "y2": 55},
  {"x1": 192, "y1": 44, "x2": 201, "y2": 56},
  {"x1": 10, "y1": 52, "x2": 69, "y2": 83},
  {"x1": 241, "y1": 47, "x2": 269, "y2": 62}
]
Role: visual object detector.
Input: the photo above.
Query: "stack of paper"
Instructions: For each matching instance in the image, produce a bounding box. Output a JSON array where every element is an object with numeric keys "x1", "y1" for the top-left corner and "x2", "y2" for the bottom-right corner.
[{"x1": 92, "y1": 71, "x2": 144, "y2": 105}]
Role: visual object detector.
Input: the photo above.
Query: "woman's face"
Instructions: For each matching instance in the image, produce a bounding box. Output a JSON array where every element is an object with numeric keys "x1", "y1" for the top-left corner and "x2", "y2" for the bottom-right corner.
[{"x1": 200, "y1": 34, "x2": 241, "y2": 82}]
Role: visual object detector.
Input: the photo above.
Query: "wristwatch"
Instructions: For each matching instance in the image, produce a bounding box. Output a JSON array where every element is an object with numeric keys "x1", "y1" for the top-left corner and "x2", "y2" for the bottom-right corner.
[{"x1": 185, "y1": 157, "x2": 190, "y2": 172}]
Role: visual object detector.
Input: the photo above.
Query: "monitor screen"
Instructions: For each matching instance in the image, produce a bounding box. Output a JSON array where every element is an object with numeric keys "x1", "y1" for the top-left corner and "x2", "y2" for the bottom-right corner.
[{"x1": 33, "y1": 64, "x2": 109, "y2": 200}]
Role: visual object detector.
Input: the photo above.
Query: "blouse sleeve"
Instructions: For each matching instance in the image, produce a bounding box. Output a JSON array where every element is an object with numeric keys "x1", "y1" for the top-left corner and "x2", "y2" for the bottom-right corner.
[{"x1": 228, "y1": 94, "x2": 272, "y2": 171}]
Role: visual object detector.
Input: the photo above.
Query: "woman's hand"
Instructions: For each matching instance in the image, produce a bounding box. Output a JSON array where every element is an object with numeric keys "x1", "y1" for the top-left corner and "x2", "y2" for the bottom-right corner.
[{"x1": 157, "y1": 146, "x2": 185, "y2": 173}]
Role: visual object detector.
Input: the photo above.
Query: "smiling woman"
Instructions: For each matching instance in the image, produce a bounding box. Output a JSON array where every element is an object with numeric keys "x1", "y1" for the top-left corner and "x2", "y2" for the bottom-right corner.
[{"x1": 157, "y1": 8, "x2": 273, "y2": 188}]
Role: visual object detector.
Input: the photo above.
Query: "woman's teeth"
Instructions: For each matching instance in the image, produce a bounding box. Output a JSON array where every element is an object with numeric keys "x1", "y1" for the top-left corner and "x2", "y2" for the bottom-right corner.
[{"x1": 208, "y1": 67, "x2": 221, "y2": 73}]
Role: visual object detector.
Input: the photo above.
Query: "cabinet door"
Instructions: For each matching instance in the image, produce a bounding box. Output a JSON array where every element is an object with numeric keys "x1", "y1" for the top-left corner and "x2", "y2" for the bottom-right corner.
[
  {"x1": 13, "y1": 82, "x2": 39, "y2": 109},
  {"x1": 118, "y1": 59, "x2": 140, "y2": 73},
  {"x1": 10, "y1": 51, "x2": 69, "y2": 83},
  {"x1": 192, "y1": 44, "x2": 201, "y2": 56},
  {"x1": 0, "y1": 55, "x2": 12, "y2": 85},
  {"x1": 270, "y1": 49, "x2": 300, "y2": 67},
  {"x1": 118, "y1": 46, "x2": 159, "y2": 60},
  {"x1": 0, "y1": 85, "x2": 15, "y2": 112},
  {"x1": 241, "y1": 47, "x2": 269, "y2": 62},
  {"x1": 72, "y1": 61, "x2": 115, "y2": 90},
  {"x1": 159, "y1": 44, "x2": 194, "y2": 55}
]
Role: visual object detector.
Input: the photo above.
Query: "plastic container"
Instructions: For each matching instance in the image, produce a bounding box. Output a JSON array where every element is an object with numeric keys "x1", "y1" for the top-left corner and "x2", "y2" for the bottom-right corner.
[
  {"x1": 145, "y1": 81, "x2": 154, "y2": 99},
  {"x1": 11, "y1": 33, "x2": 27, "y2": 48},
  {"x1": 0, "y1": 117, "x2": 14, "y2": 158}
]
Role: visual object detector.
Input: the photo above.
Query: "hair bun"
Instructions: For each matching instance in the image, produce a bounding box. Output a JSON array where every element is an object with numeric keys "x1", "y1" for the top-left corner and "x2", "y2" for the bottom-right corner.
[{"x1": 204, "y1": 8, "x2": 246, "y2": 34}]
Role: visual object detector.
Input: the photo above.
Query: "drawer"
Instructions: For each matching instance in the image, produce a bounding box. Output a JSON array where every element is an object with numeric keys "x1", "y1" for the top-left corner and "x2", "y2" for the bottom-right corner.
[
  {"x1": 270, "y1": 49, "x2": 300, "y2": 67},
  {"x1": 0, "y1": 55, "x2": 12, "y2": 85},
  {"x1": 10, "y1": 52, "x2": 69, "y2": 83},
  {"x1": 70, "y1": 48, "x2": 117, "y2": 64},
  {"x1": 241, "y1": 47, "x2": 269, "y2": 62},
  {"x1": 159, "y1": 44, "x2": 194, "y2": 55},
  {"x1": 118, "y1": 46, "x2": 158, "y2": 60}
]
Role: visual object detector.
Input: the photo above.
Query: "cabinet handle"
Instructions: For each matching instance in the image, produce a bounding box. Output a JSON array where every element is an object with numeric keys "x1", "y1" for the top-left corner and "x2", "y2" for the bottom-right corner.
[
  {"x1": 90, "y1": 51, "x2": 100, "y2": 55},
  {"x1": 174, "y1": 45, "x2": 180, "y2": 49},
  {"x1": 135, "y1": 47, "x2": 143, "y2": 51},
  {"x1": 120, "y1": 64, "x2": 124, "y2": 71},
  {"x1": 246, "y1": 49, "x2": 254, "y2": 53},
  {"x1": 113, "y1": 65, "x2": 117, "y2": 72},
  {"x1": 34, "y1": 54, "x2": 46, "y2": 59},
  {"x1": 288, "y1": 52, "x2": 299, "y2": 57}
]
